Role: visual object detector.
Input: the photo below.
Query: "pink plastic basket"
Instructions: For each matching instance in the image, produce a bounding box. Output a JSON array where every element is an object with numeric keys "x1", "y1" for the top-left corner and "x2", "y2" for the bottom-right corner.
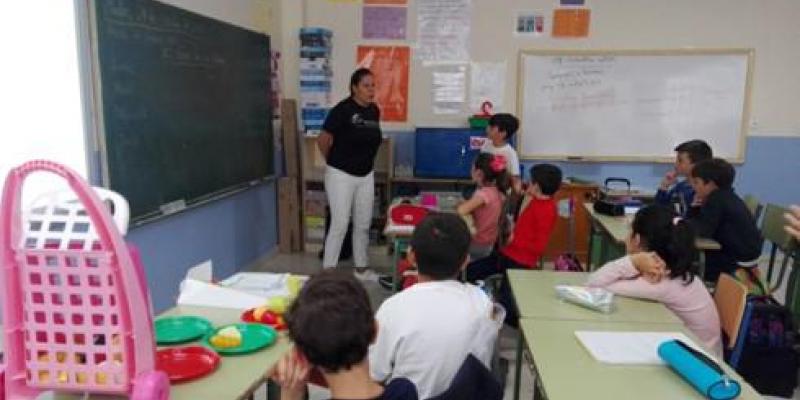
[{"x1": 1, "y1": 160, "x2": 168, "y2": 399}]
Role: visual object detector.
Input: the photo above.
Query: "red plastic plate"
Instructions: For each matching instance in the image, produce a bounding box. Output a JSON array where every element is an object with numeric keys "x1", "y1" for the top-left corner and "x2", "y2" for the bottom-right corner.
[
  {"x1": 156, "y1": 346, "x2": 220, "y2": 383},
  {"x1": 241, "y1": 308, "x2": 286, "y2": 330}
]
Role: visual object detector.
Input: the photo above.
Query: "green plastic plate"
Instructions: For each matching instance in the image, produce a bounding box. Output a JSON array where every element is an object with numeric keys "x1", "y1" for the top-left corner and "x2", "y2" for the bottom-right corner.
[
  {"x1": 154, "y1": 316, "x2": 213, "y2": 345},
  {"x1": 203, "y1": 323, "x2": 277, "y2": 355}
]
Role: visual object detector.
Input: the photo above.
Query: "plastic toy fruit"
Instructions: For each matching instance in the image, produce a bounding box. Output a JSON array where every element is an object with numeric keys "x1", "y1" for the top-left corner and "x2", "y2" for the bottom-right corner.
[
  {"x1": 265, "y1": 296, "x2": 289, "y2": 315},
  {"x1": 209, "y1": 326, "x2": 242, "y2": 348}
]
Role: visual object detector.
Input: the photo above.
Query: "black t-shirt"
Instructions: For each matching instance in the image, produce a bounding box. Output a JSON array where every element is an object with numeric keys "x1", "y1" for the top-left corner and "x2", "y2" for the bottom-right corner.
[
  {"x1": 323, "y1": 97, "x2": 383, "y2": 177},
  {"x1": 329, "y1": 377, "x2": 418, "y2": 400}
]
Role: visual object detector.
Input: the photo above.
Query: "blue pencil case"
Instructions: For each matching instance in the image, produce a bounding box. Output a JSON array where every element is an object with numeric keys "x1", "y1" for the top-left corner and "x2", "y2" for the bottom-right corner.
[{"x1": 658, "y1": 340, "x2": 741, "y2": 399}]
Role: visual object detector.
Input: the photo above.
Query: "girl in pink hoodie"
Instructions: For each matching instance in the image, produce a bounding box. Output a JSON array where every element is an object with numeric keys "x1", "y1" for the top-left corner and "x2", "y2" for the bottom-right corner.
[{"x1": 587, "y1": 205, "x2": 722, "y2": 356}]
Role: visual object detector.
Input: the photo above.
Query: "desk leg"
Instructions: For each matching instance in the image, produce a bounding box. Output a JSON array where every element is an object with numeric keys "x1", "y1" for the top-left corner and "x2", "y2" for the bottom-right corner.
[
  {"x1": 392, "y1": 238, "x2": 401, "y2": 292},
  {"x1": 514, "y1": 330, "x2": 523, "y2": 400},
  {"x1": 698, "y1": 250, "x2": 706, "y2": 281},
  {"x1": 586, "y1": 225, "x2": 596, "y2": 271},
  {"x1": 598, "y1": 232, "x2": 609, "y2": 269}
]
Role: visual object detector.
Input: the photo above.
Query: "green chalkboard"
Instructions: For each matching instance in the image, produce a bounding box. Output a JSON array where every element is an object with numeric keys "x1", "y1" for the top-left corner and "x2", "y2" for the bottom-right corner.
[{"x1": 93, "y1": 0, "x2": 273, "y2": 222}]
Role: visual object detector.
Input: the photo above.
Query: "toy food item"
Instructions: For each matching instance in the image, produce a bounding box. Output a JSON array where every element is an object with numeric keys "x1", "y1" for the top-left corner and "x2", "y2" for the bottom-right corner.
[
  {"x1": 286, "y1": 275, "x2": 302, "y2": 297},
  {"x1": 252, "y1": 305, "x2": 269, "y2": 321},
  {"x1": 266, "y1": 296, "x2": 289, "y2": 315},
  {"x1": 210, "y1": 326, "x2": 242, "y2": 348}
]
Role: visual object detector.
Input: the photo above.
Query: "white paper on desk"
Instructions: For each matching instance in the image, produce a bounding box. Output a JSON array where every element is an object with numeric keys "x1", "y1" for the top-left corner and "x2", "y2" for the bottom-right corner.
[
  {"x1": 218, "y1": 272, "x2": 300, "y2": 298},
  {"x1": 177, "y1": 279, "x2": 266, "y2": 310},
  {"x1": 575, "y1": 331, "x2": 700, "y2": 365}
]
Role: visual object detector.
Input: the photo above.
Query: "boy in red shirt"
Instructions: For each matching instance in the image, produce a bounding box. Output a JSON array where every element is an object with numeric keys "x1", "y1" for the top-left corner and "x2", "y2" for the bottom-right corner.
[
  {"x1": 466, "y1": 163, "x2": 562, "y2": 326},
  {"x1": 498, "y1": 163, "x2": 562, "y2": 269}
]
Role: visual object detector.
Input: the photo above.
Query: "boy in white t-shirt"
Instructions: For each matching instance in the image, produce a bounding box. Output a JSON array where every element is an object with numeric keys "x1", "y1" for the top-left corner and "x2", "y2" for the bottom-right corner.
[
  {"x1": 481, "y1": 113, "x2": 521, "y2": 191},
  {"x1": 369, "y1": 213, "x2": 503, "y2": 399}
]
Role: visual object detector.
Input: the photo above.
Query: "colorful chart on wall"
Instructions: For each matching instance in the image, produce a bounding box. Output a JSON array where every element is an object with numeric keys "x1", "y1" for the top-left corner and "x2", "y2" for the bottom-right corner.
[
  {"x1": 365, "y1": 0, "x2": 408, "y2": 4},
  {"x1": 357, "y1": 46, "x2": 410, "y2": 122}
]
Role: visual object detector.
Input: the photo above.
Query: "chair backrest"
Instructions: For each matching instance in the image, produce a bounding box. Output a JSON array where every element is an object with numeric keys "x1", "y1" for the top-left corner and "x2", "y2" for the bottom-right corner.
[
  {"x1": 428, "y1": 354, "x2": 503, "y2": 400},
  {"x1": 762, "y1": 203, "x2": 793, "y2": 251},
  {"x1": 714, "y1": 274, "x2": 748, "y2": 350},
  {"x1": 742, "y1": 194, "x2": 763, "y2": 221}
]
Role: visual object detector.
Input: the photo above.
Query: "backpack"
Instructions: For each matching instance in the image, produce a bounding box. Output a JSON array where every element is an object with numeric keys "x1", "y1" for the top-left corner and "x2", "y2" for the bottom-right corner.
[{"x1": 735, "y1": 295, "x2": 799, "y2": 397}]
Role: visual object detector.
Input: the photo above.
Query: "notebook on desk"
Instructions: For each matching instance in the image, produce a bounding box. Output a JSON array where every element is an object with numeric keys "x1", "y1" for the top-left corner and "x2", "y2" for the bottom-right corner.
[{"x1": 575, "y1": 331, "x2": 703, "y2": 365}]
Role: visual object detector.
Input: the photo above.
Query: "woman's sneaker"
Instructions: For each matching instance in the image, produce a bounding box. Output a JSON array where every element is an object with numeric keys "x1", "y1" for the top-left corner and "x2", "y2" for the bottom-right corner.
[{"x1": 353, "y1": 267, "x2": 379, "y2": 282}]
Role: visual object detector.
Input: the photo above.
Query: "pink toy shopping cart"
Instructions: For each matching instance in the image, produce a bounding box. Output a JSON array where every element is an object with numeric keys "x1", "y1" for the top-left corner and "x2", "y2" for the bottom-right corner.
[{"x1": 1, "y1": 160, "x2": 169, "y2": 399}]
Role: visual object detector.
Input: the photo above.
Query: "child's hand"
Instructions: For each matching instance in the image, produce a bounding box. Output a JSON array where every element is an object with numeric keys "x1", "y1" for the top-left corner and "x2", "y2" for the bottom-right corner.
[
  {"x1": 271, "y1": 349, "x2": 311, "y2": 398},
  {"x1": 786, "y1": 205, "x2": 800, "y2": 241},
  {"x1": 631, "y1": 252, "x2": 666, "y2": 283},
  {"x1": 660, "y1": 170, "x2": 677, "y2": 190}
]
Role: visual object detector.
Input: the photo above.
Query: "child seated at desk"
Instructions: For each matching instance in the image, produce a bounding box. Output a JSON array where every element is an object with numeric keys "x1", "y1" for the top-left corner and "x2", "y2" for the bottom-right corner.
[
  {"x1": 370, "y1": 213, "x2": 503, "y2": 399},
  {"x1": 273, "y1": 270, "x2": 418, "y2": 400},
  {"x1": 655, "y1": 139, "x2": 713, "y2": 216},
  {"x1": 686, "y1": 158, "x2": 763, "y2": 284},
  {"x1": 465, "y1": 163, "x2": 561, "y2": 327},
  {"x1": 457, "y1": 152, "x2": 509, "y2": 260},
  {"x1": 587, "y1": 205, "x2": 722, "y2": 356}
]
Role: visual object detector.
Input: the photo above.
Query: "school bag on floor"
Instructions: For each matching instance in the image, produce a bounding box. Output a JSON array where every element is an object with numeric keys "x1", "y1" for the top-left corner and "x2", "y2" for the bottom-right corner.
[{"x1": 736, "y1": 294, "x2": 799, "y2": 397}]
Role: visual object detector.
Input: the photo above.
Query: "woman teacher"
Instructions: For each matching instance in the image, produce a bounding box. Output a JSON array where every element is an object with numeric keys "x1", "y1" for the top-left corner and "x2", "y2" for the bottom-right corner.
[{"x1": 318, "y1": 68, "x2": 382, "y2": 280}]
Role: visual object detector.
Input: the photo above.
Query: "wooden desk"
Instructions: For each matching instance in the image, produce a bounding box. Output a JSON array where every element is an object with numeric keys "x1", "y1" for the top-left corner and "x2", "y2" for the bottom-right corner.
[
  {"x1": 518, "y1": 319, "x2": 761, "y2": 400},
  {"x1": 543, "y1": 182, "x2": 599, "y2": 264},
  {"x1": 583, "y1": 203, "x2": 721, "y2": 276},
  {"x1": 5, "y1": 306, "x2": 293, "y2": 400}
]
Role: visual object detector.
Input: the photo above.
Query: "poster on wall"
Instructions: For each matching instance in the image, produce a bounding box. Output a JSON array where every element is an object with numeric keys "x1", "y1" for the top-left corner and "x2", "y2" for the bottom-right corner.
[
  {"x1": 469, "y1": 61, "x2": 506, "y2": 114},
  {"x1": 515, "y1": 12, "x2": 545, "y2": 37},
  {"x1": 432, "y1": 64, "x2": 467, "y2": 114},
  {"x1": 363, "y1": 6, "x2": 407, "y2": 40},
  {"x1": 417, "y1": 0, "x2": 472, "y2": 62},
  {"x1": 365, "y1": 0, "x2": 408, "y2": 4},
  {"x1": 356, "y1": 46, "x2": 410, "y2": 122},
  {"x1": 552, "y1": 8, "x2": 591, "y2": 38}
]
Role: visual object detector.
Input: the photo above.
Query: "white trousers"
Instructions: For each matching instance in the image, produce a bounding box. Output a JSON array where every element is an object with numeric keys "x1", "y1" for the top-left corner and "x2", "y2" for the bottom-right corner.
[{"x1": 322, "y1": 166, "x2": 374, "y2": 268}]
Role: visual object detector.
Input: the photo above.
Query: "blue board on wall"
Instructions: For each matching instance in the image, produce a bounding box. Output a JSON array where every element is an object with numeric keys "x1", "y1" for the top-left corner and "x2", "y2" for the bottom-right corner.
[
  {"x1": 93, "y1": 0, "x2": 273, "y2": 223},
  {"x1": 414, "y1": 128, "x2": 485, "y2": 178}
]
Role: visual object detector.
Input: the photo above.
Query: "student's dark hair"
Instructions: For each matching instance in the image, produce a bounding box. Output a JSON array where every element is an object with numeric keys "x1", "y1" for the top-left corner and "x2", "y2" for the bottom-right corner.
[
  {"x1": 674, "y1": 140, "x2": 713, "y2": 164},
  {"x1": 474, "y1": 152, "x2": 511, "y2": 193},
  {"x1": 691, "y1": 158, "x2": 735, "y2": 189},
  {"x1": 410, "y1": 213, "x2": 471, "y2": 280},
  {"x1": 349, "y1": 68, "x2": 374, "y2": 96},
  {"x1": 631, "y1": 205, "x2": 697, "y2": 284},
  {"x1": 285, "y1": 270, "x2": 375, "y2": 373},
  {"x1": 529, "y1": 163, "x2": 562, "y2": 196},
  {"x1": 488, "y1": 113, "x2": 519, "y2": 140}
]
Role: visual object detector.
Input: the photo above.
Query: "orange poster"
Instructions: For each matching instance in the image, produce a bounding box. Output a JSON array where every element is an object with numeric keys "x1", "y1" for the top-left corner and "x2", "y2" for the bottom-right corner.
[
  {"x1": 365, "y1": 0, "x2": 408, "y2": 4},
  {"x1": 356, "y1": 46, "x2": 410, "y2": 122},
  {"x1": 552, "y1": 8, "x2": 591, "y2": 38}
]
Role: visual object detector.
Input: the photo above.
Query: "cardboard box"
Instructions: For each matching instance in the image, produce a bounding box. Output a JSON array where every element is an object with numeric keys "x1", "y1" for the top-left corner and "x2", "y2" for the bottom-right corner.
[
  {"x1": 281, "y1": 99, "x2": 301, "y2": 179},
  {"x1": 278, "y1": 177, "x2": 303, "y2": 253}
]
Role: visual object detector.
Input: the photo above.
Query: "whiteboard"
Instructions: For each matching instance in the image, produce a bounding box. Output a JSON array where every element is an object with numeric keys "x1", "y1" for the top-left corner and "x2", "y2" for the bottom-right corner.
[{"x1": 517, "y1": 49, "x2": 753, "y2": 162}]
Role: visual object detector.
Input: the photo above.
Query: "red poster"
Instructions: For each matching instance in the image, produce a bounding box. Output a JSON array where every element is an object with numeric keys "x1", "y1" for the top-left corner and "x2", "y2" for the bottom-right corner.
[{"x1": 356, "y1": 46, "x2": 410, "y2": 122}]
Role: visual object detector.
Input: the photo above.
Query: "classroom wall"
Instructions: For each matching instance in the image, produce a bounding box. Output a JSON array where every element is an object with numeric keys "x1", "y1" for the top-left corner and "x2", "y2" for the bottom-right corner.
[
  {"x1": 284, "y1": 0, "x2": 800, "y2": 209},
  {"x1": 294, "y1": 0, "x2": 800, "y2": 137},
  {"x1": 115, "y1": 0, "x2": 280, "y2": 312}
]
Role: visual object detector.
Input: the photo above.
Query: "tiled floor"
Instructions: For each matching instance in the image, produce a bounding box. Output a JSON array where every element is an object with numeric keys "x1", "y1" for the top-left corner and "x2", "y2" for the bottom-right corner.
[{"x1": 251, "y1": 245, "x2": 799, "y2": 400}]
